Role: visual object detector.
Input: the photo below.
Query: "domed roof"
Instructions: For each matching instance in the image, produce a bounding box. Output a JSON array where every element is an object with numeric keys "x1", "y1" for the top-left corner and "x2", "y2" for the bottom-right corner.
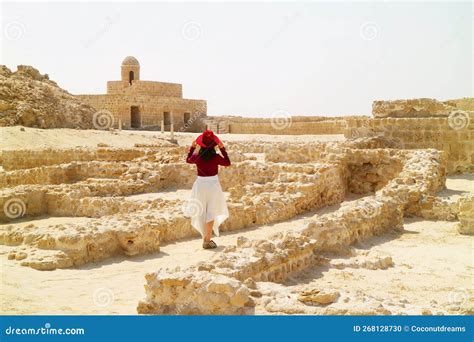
[{"x1": 121, "y1": 56, "x2": 140, "y2": 66}]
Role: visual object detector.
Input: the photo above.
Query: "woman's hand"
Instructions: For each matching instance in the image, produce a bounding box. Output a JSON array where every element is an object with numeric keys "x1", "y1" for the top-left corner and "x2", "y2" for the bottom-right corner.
[
  {"x1": 218, "y1": 142, "x2": 224, "y2": 149},
  {"x1": 191, "y1": 140, "x2": 197, "y2": 148}
]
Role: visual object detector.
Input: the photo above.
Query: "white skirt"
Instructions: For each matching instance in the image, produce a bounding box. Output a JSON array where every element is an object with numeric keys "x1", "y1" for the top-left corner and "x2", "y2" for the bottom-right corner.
[{"x1": 183, "y1": 175, "x2": 229, "y2": 238}]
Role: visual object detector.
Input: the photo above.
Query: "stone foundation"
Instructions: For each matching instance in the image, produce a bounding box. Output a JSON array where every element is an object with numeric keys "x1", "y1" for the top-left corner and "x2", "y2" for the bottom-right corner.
[
  {"x1": 3, "y1": 136, "x2": 467, "y2": 276},
  {"x1": 136, "y1": 146, "x2": 457, "y2": 315}
]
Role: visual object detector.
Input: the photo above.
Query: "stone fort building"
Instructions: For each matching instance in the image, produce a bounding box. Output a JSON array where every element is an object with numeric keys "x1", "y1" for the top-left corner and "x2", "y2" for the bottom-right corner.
[{"x1": 77, "y1": 56, "x2": 207, "y2": 131}]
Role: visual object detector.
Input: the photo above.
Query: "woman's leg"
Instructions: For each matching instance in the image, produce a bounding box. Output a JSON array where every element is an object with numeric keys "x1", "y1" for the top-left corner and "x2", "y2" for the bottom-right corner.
[{"x1": 204, "y1": 220, "x2": 214, "y2": 242}]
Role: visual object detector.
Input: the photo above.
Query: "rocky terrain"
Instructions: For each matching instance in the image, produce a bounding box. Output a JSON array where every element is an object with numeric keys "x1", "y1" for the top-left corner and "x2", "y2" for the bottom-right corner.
[{"x1": 0, "y1": 65, "x2": 95, "y2": 128}]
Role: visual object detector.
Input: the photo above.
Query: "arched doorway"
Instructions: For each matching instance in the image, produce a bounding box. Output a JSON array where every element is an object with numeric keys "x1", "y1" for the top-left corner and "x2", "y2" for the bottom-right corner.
[{"x1": 129, "y1": 71, "x2": 134, "y2": 85}]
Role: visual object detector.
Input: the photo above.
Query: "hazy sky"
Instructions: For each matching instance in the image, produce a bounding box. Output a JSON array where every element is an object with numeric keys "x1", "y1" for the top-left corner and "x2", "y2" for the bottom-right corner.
[{"x1": 1, "y1": 1, "x2": 472, "y2": 116}]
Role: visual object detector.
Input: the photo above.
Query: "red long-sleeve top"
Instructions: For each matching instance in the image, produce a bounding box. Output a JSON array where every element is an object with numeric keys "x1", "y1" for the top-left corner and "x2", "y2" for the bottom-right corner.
[{"x1": 186, "y1": 146, "x2": 231, "y2": 176}]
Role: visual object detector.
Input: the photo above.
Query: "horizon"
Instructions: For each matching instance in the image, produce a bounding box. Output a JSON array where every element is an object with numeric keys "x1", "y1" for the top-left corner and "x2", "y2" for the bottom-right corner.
[{"x1": 1, "y1": 1, "x2": 472, "y2": 117}]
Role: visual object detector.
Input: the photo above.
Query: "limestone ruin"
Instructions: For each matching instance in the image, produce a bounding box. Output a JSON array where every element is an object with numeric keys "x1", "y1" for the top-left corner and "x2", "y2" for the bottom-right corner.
[{"x1": 0, "y1": 62, "x2": 472, "y2": 316}]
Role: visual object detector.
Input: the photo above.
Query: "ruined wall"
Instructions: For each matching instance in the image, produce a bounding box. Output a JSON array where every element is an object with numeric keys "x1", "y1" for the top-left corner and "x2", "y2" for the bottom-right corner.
[
  {"x1": 344, "y1": 114, "x2": 473, "y2": 173},
  {"x1": 210, "y1": 98, "x2": 472, "y2": 175},
  {"x1": 449, "y1": 98, "x2": 474, "y2": 112},
  {"x1": 77, "y1": 94, "x2": 206, "y2": 131},
  {"x1": 229, "y1": 119, "x2": 346, "y2": 135},
  {"x1": 372, "y1": 98, "x2": 470, "y2": 118},
  {"x1": 0, "y1": 138, "x2": 391, "y2": 271},
  {"x1": 0, "y1": 148, "x2": 347, "y2": 270},
  {"x1": 0, "y1": 137, "x2": 467, "y2": 276},
  {"x1": 204, "y1": 116, "x2": 359, "y2": 135},
  {"x1": 0, "y1": 147, "x2": 168, "y2": 171},
  {"x1": 137, "y1": 148, "x2": 449, "y2": 315}
]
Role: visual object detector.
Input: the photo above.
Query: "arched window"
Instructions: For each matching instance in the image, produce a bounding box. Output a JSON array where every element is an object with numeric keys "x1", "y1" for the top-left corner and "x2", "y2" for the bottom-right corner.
[{"x1": 129, "y1": 71, "x2": 134, "y2": 85}]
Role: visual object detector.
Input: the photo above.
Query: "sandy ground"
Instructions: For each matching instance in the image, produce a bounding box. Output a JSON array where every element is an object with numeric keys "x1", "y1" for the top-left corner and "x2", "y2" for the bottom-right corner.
[
  {"x1": 0, "y1": 126, "x2": 344, "y2": 150},
  {"x1": 260, "y1": 217, "x2": 473, "y2": 315},
  {"x1": 0, "y1": 177, "x2": 472, "y2": 315}
]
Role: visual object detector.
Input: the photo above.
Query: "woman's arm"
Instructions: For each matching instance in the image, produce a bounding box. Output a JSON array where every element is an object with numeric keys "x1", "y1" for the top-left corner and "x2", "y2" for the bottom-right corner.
[
  {"x1": 186, "y1": 141, "x2": 197, "y2": 164},
  {"x1": 217, "y1": 142, "x2": 231, "y2": 166}
]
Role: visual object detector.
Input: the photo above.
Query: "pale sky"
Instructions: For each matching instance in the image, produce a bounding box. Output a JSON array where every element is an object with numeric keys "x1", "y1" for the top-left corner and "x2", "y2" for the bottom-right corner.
[{"x1": 1, "y1": 1, "x2": 472, "y2": 117}]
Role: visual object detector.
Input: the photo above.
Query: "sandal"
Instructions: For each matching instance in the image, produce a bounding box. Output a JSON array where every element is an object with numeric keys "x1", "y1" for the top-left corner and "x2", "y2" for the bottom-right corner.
[{"x1": 203, "y1": 240, "x2": 217, "y2": 249}]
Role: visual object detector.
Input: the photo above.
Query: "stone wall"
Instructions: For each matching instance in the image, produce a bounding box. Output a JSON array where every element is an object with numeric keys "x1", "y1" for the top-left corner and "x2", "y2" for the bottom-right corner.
[
  {"x1": 344, "y1": 114, "x2": 473, "y2": 173},
  {"x1": 207, "y1": 98, "x2": 472, "y2": 175},
  {"x1": 107, "y1": 80, "x2": 182, "y2": 97},
  {"x1": 229, "y1": 119, "x2": 346, "y2": 135},
  {"x1": 450, "y1": 98, "x2": 474, "y2": 111},
  {"x1": 204, "y1": 116, "x2": 360, "y2": 135},
  {"x1": 77, "y1": 94, "x2": 207, "y2": 131},
  {"x1": 0, "y1": 147, "x2": 171, "y2": 171},
  {"x1": 372, "y1": 98, "x2": 469, "y2": 118}
]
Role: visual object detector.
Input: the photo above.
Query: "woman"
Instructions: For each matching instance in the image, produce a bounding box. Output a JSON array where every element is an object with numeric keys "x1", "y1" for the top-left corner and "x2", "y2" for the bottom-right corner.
[{"x1": 185, "y1": 130, "x2": 231, "y2": 249}]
